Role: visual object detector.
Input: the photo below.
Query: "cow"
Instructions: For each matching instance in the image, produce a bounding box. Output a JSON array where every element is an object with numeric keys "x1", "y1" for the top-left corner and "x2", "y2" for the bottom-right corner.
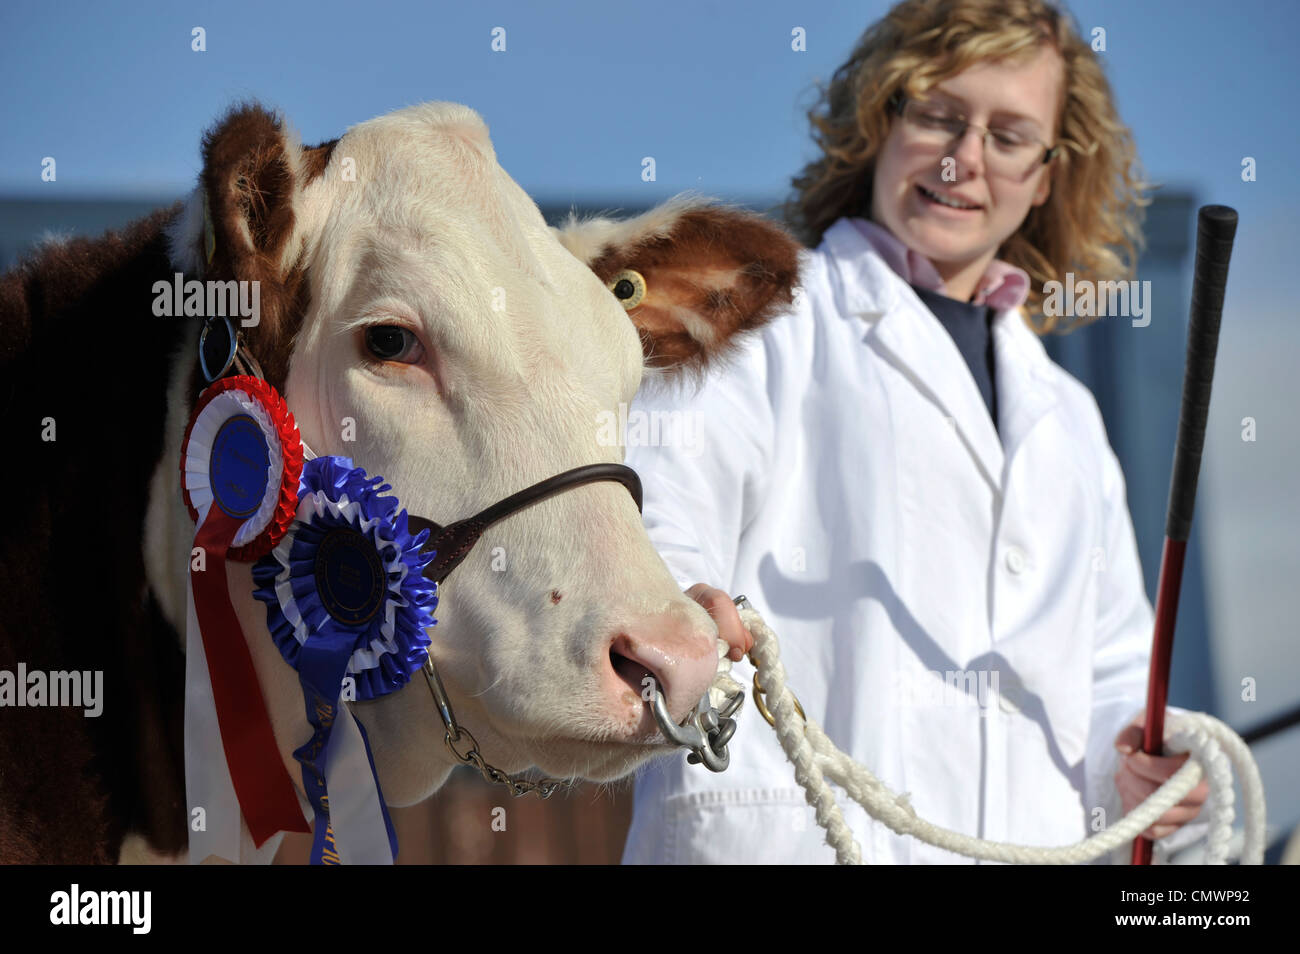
[{"x1": 0, "y1": 100, "x2": 799, "y2": 863}]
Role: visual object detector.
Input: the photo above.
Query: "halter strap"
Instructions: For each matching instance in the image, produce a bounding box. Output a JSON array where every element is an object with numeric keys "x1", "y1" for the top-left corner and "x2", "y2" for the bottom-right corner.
[{"x1": 406, "y1": 464, "x2": 642, "y2": 584}]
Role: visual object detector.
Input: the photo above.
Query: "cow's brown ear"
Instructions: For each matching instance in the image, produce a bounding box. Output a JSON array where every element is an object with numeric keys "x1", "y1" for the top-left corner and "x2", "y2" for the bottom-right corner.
[
  {"x1": 195, "y1": 102, "x2": 319, "y2": 389},
  {"x1": 555, "y1": 195, "x2": 801, "y2": 378}
]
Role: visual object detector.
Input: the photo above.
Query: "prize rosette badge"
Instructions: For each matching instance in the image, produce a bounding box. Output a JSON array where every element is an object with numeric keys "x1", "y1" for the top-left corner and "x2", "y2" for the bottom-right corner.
[
  {"x1": 180, "y1": 376, "x2": 302, "y2": 560},
  {"x1": 252, "y1": 456, "x2": 439, "y2": 864},
  {"x1": 179, "y1": 376, "x2": 313, "y2": 861}
]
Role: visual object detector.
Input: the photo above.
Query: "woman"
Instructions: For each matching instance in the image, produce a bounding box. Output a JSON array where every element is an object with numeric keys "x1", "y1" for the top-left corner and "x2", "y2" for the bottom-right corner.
[{"x1": 621, "y1": 0, "x2": 1208, "y2": 863}]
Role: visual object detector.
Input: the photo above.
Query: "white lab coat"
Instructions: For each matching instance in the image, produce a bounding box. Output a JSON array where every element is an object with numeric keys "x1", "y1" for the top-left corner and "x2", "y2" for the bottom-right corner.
[{"x1": 620, "y1": 217, "x2": 1176, "y2": 864}]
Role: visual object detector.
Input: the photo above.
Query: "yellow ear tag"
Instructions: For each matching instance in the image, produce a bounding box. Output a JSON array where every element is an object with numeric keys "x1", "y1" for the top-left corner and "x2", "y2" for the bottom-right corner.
[
  {"x1": 202, "y1": 192, "x2": 216, "y2": 267},
  {"x1": 607, "y1": 269, "x2": 646, "y2": 310}
]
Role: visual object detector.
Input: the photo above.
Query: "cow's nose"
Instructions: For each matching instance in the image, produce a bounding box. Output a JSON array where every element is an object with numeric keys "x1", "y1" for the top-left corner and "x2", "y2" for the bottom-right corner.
[{"x1": 606, "y1": 619, "x2": 718, "y2": 729}]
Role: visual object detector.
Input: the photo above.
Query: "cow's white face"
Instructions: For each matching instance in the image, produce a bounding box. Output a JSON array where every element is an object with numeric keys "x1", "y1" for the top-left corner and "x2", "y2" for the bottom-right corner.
[
  {"x1": 284, "y1": 104, "x2": 715, "y2": 798},
  {"x1": 157, "y1": 101, "x2": 799, "y2": 808}
]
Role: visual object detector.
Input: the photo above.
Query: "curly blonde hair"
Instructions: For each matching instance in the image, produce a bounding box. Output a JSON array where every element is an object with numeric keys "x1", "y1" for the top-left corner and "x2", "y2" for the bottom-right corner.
[{"x1": 784, "y1": 0, "x2": 1150, "y2": 330}]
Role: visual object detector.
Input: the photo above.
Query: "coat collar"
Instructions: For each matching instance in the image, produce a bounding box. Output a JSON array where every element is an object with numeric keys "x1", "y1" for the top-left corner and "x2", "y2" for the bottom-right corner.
[
  {"x1": 820, "y1": 218, "x2": 1059, "y2": 492},
  {"x1": 844, "y1": 217, "x2": 1032, "y2": 311}
]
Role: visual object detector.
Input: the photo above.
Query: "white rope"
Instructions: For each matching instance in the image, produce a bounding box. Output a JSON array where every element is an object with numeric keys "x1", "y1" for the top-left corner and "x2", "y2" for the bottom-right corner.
[{"x1": 736, "y1": 606, "x2": 1268, "y2": 865}]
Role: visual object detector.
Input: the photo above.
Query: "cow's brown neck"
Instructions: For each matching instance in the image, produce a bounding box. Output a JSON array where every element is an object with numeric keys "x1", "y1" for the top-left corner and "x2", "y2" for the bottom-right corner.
[{"x1": 0, "y1": 204, "x2": 193, "y2": 862}]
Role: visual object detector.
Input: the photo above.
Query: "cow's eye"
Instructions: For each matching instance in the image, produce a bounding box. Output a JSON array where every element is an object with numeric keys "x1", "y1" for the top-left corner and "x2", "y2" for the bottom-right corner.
[
  {"x1": 607, "y1": 269, "x2": 646, "y2": 310},
  {"x1": 364, "y1": 325, "x2": 422, "y2": 363}
]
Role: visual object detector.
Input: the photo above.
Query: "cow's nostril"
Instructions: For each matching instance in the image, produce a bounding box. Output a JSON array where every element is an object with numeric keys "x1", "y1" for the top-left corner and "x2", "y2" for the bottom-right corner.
[
  {"x1": 609, "y1": 647, "x2": 658, "y2": 703},
  {"x1": 606, "y1": 626, "x2": 714, "y2": 729}
]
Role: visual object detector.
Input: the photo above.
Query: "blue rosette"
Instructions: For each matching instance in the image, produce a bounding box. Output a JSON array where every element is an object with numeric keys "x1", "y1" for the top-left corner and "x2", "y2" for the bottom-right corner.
[
  {"x1": 253, "y1": 456, "x2": 438, "y2": 701},
  {"x1": 251, "y1": 456, "x2": 439, "y2": 864}
]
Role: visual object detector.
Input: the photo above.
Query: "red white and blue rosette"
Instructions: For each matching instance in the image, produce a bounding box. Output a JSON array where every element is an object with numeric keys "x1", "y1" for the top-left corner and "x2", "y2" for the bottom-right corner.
[
  {"x1": 180, "y1": 376, "x2": 301, "y2": 560},
  {"x1": 252, "y1": 456, "x2": 439, "y2": 864},
  {"x1": 180, "y1": 376, "x2": 312, "y2": 865}
]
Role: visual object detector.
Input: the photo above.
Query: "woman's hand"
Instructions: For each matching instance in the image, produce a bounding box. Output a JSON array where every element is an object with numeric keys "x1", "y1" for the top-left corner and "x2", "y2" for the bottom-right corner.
[
  {"x1": 1113, "y1": 709, "x2": 1211, "y2": 839},
  {"x1": 685, "y1": 584, "x2": 753, "y2": 662}
]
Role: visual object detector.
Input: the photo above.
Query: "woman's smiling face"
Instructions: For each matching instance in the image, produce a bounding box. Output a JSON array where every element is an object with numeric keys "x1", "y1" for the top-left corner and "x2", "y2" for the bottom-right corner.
[{"x1": 869, "y1": 44, "x2": 1064, "y2": 296}]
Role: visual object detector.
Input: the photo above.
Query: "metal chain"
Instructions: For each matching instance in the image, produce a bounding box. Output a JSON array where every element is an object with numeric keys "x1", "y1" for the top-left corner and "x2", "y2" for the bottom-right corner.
[
  {"x1": 422, "y1": 595, "x2": 755, "y2": 796},
  {"x1": 422, "y1": 656, "x2": 571, "y2": 798}
]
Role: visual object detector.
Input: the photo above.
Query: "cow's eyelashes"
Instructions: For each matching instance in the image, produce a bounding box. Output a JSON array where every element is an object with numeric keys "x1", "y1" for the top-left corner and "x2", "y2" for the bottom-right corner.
[{"x1": 364, "y1": 325, "x2": 424, "y2": 364}]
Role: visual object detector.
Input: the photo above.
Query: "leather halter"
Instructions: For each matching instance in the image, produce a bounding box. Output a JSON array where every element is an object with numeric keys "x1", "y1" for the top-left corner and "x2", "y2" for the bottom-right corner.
[
  {"x1": 197, "y1": 316, "x2": 644, "y2": 586},
  {"x1": 407, "y1": 464, "x2": 641, "y2": 584}
]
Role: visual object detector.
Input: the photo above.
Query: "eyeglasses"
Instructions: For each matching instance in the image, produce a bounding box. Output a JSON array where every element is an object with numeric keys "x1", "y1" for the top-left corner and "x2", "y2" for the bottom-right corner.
[{"x1": 891, "y1": 94, "x2": 1059, "y2": 179}]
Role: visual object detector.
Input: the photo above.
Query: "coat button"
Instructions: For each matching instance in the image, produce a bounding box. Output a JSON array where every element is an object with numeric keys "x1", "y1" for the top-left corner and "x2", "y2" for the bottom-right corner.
[{"x1": 1005, "y1": 546, "x2": 1027, "y2": 574}]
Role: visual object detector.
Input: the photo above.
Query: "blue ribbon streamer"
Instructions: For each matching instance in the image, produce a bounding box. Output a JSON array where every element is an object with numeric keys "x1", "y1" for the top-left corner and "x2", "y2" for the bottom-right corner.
[{"x1": 293, "y1": 623, "x2": 398, "y2": 864}]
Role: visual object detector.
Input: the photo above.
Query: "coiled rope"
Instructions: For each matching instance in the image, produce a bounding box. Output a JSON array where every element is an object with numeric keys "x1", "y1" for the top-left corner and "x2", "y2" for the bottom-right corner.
[{"x1": 735, "y1": 606, "x2": 1267, "y2": 865}]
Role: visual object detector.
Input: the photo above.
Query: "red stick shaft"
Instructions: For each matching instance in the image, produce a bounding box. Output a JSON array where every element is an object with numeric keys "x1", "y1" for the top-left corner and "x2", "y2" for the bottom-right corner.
[
  {"x1": 1128, "y1": 205, "x2": 1236, "y2": 864},
  {"x1": 1131, "y1": 537, "x2": 1188, "y2": 865}
]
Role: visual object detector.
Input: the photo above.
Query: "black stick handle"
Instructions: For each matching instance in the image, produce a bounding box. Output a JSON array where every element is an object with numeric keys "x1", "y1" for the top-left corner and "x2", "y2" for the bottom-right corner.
[{"x1": 1165, "y1": 205, "x2": 1238, "y2": 542}]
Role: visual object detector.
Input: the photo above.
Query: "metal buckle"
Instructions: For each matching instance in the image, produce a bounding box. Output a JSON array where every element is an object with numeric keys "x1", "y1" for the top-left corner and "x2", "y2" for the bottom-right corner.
[
  {"x1": 198, "y1": 315, "x2": 239, "y2": 383},
  {"x1": 649, "y1": 594, "x2": 749, "y2": 772},
  {"x1": 650, "y1": 684, "x2": 743, "y2": 772}
]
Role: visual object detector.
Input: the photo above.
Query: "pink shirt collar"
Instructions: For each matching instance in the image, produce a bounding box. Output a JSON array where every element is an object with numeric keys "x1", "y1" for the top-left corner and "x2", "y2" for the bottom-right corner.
[{"x1": 845, "y1": 217, "x2": 1030, "y2": 311}]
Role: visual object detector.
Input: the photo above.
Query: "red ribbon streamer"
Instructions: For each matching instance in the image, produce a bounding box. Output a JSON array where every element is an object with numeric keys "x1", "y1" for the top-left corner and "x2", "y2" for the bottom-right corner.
[{"x1": 192, "y1": 505, "x2": 311, "y2": 846}]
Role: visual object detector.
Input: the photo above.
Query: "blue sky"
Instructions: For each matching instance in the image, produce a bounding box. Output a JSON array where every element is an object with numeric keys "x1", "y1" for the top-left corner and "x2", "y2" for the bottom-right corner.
[{"x1": 2, "y1": 0, "x2": 1296, "y2": 314}]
